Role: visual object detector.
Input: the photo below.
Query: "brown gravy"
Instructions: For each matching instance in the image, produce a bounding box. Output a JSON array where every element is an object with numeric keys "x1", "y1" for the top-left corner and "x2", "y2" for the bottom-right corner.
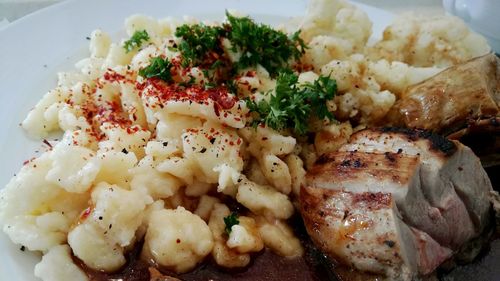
[
  {"x1": 77, "y1": 223, "x2": 500, "y2": 281},
  {"x1": 79, "y1": 167, "x2": 500, "y2": 281},
  {"x1": 77, "y1": 217, "x2": 340, "y2": 281}
]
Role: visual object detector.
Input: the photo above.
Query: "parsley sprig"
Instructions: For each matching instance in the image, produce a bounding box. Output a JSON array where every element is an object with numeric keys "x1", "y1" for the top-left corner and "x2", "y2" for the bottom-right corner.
[
  {"x1": 136, "y1": 13, "x2": 310, "y2": 96},
  {"x1": 175, "y1": 24, "x2": 224, "y2": 67},
  {"x1": 223, "y1": 212, "x2": 239, "y2": 235},
  {"x1": 247, "y1": 72, "x2": 337, "y2": 134},
  {"x1": 123, "y1": 30, "x2": 150, "y2": 53},
  {"x1": 300, "y1": 75, "x2": 337, "y2": 121},
  {"x1": 173, "y1": 12, "x2": 306, "y2": 77},
  {"x1": 138, "y1": 57, "x2": 173, "y2": 82},
  {"x1": 225, "y1": 12, "x2": 306, "y2": 76}
]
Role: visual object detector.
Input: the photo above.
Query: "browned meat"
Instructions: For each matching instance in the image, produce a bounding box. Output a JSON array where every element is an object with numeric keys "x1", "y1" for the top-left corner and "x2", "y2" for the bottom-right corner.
[
  {"x1": 342, "y1": 128, "x2": 492, "y2": 234},
  {"x1": 309, "y1": 151, "x2": 474, "y2": 249},
  {"x1": 300, "y1": 128, "x2": 494, "y2": 280},
  {"x1": 388, "y1": 54, "x2": 500, "y2": 135},
  {"x1": 301, "y1": 187, "x2": 453, "y2": 279}
]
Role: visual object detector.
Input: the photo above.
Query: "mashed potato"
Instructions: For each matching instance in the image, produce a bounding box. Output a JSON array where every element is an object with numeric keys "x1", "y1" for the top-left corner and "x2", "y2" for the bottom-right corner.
[{"x1": 0, "y1": 0, "x2": 490, "y2": 280}]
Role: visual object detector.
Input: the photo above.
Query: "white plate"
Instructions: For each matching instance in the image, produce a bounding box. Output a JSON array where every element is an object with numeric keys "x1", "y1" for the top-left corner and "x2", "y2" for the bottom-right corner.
[{"x1": 0, "y1": 1, "x2": 393, "y2": 280}]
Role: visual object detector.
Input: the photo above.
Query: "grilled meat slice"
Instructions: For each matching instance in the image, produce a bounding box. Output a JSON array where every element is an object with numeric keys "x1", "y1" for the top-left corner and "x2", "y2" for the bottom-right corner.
[
  {"x1": 388, "y1": 53, "x2": 500, "y2": 135},
  {"x1": 301, "y1": 187, "x2": 453, "y2": 278},
  {"x1": 309, "y1": 151, "x2": 475, "y2": 249},
  {"x1": 300, "y1": 128, "x2": 494, "y2": 279},
  {"x1": 342, "y1": 128, "x2": 492, "y2": 234}
]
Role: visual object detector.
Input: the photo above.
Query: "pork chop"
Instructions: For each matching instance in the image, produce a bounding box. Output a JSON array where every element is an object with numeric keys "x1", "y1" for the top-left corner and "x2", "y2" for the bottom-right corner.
[
  {"x1": 300, "y1": 128, "x2": 494, "y2": 279},
  {"x1": 301, "y1": 187, "x2": 452, "y2": 279},
  {"x1": 342, "y1": 128, "x2": 492, "y2": 234}
]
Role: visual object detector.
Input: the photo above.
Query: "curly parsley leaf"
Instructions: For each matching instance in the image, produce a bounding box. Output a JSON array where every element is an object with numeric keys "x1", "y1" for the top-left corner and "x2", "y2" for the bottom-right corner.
[
  {"x1": 138, "y1": 57, "x2": 173, "y2": 82},
  {"x1": 224, "y1": 212, "x2": 240, "y2": 235},
  {"x1": 225, "y1": 12, "x2": 306, "y2": 76},
  {"x1": 175, "y1": 23, "x2": 224, "y2": 67},
  {"x1": 247, "y1": 72, "x2": 336, "y2": 134},
  {"x1": 173, "y1": 12, "x2": 307, "y2": 78},
  {"x1": 301, "y1": 74, "x2": 337, "y2": 121},
  {"x1": 123, "y1": 30, "x2": 150, "y2": 53}
]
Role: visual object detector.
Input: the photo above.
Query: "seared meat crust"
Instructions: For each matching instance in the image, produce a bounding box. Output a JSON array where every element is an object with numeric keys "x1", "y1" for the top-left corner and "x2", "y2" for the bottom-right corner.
[{"x1": 300, "y1": 128, "x2": 494, "y2": 280}]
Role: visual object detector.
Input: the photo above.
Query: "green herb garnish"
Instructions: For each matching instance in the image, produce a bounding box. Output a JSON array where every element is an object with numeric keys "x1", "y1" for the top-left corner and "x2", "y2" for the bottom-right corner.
[
  {"x1": 173, "y1": 12, "x2": 307, "y2": 77},
  {"x1": 223, "y1": 212, "x2": 239, "y2": 235},
  {"x1": 225, "y1": 12, "x2": 306, "y2": 76},
  {"x1": 300, "y1": 74, "x2": 337, "y2": 121},
  {"x1": 138, "y1": 57, "x2": 173, "y2": 82},
  {"x1": 247, "y1": 72, "x2": 337, "y2": 134},
  {"x1": 175, "y1": 23, "x2": 224, "y2": 67},
  {"x1": 123, "y1": 30, "x2": 150, "y2": 53}
]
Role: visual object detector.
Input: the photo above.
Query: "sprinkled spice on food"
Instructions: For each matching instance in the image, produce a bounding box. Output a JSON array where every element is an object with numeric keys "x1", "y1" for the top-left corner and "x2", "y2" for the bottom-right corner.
[{"x1": 1, "y1": 1, "x2": 496, "y2": 281}]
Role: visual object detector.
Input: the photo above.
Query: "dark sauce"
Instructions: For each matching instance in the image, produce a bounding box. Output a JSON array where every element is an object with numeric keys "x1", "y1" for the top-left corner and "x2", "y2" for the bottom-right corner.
[
  {"x1": 78, "y1": 167, "x2": 500, "y2": 281},
  {"x1": 78, "y1": 216, "x2": 340, "y2": 281},
  {"x1": 440, "y1": 239, "x2": 500, "y2": 281}
]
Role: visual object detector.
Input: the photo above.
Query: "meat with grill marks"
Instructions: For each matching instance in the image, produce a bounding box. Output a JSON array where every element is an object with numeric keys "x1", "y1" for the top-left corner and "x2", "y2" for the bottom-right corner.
[{"x1": 300, "y1": 128, "x2": 494, "y2": 280}]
